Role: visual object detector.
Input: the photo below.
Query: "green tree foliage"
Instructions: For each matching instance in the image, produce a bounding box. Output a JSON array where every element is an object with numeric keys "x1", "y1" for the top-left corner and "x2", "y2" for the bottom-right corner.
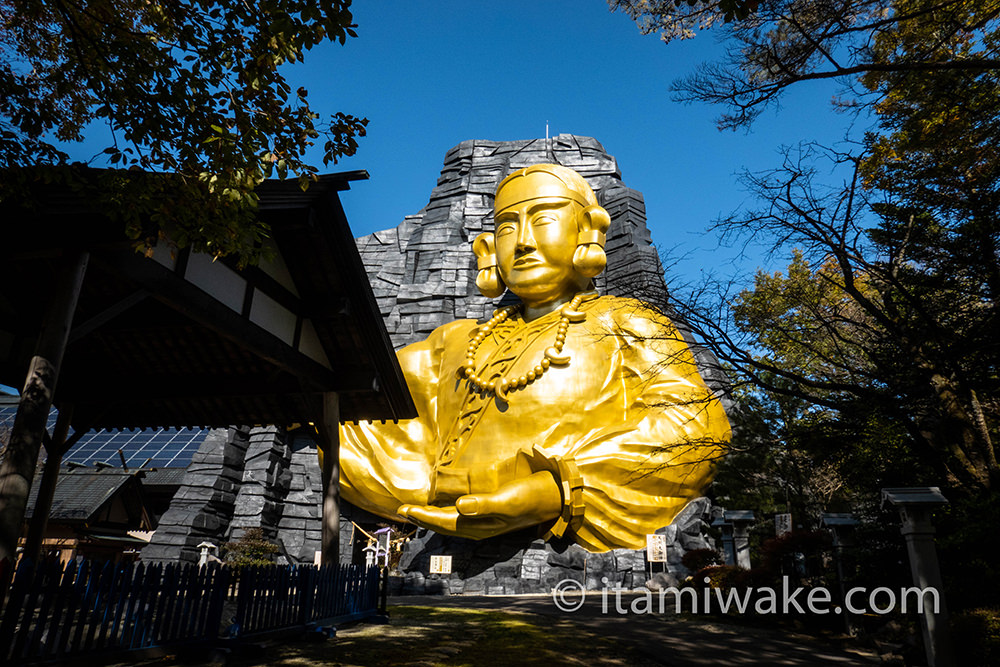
[
  {"x1": 673, "y1": 141, "x2": 997, "y2": 495},
  {"x1": 713, "y1": 380, "x2": 853, "y2": 519},
  {"x1": 0, "y1": 0, "x2": 367, "y2": 264},
  {"x1": 611, "y1": 0, "x2": 1000, "y2": 129},
  {"x1": 618, "y1": 0, "x2": 999, "y2": 628},
  {"x1": 622, "y1": 0, "x2": 999, "y2": 498},
  {"x1": 224, "y1": 527, "x2": 280, "y2": 568}
]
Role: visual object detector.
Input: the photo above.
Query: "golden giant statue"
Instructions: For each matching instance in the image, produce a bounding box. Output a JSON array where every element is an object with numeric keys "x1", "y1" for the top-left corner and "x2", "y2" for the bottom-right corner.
[{"x1": 340, "y1": 164, "x2": 730, "y2": 552}]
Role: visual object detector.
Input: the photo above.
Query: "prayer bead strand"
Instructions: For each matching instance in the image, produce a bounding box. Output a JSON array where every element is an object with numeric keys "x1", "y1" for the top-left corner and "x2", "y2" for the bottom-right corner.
[{"x1": 458, "y1": 292, "x2": 589, "y2": 400}]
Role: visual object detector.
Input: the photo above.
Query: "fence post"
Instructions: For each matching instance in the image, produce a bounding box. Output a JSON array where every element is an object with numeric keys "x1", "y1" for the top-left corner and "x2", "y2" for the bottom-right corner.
[
  {"x1": 0, "y1": 557, "x2": 11, "y2": 610},
  {"x1": 204, "y1": 564, "x2": 229, "y2": 640},
  {"x1": 299, "y1": 566, "x2": 315, "y2": 626},
  {"x1": 6, "y1": 558, "x2": 41, "y2": 660}
]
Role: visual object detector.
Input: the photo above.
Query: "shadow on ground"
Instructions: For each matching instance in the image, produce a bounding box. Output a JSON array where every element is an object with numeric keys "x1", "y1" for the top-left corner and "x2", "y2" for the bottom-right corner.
[
  {"x1": 381, "y1": 595, "x2": 880, "y2": 666},
  {"x1": 112, "y1": 594, "x2": 881, "y2": 666}
]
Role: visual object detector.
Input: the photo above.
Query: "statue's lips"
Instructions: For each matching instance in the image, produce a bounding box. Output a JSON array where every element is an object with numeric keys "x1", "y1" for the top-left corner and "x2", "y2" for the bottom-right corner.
[{"x1": 512, "y1": 256, "x2": 543, "y2": 268}]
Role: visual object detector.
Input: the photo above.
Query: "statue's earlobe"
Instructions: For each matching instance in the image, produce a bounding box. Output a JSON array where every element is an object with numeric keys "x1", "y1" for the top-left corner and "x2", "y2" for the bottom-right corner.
[
  {"x1": 573, "y1": 205, "x2": 610, "y2": 278},
  {"x1": 473, "y1": 232, "x2": 506, "y2": 298}
]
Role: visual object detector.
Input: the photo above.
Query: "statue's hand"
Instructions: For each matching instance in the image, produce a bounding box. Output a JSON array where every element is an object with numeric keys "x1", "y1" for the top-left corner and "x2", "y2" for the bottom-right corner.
[{"x1": 397, "y1": 471, "x2": 561, "y2": 540}]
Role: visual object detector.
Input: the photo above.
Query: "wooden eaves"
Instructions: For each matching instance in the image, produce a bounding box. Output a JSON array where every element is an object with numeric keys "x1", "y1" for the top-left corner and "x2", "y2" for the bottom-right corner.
[
  {"x1": 0, "y1": 168, "x2": 416, "y2": 567},
  {"x1": 0, "y1": 170, "x2": 415, "y2": 429}
]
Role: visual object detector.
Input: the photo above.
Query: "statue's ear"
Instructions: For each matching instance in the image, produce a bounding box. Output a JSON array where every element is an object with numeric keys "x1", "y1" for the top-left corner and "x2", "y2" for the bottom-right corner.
[
  {"x1": 573, "y1": 205, "x2": 610, "y2": 278},
  {"x1": 473, "y1": 232, "x2": 506, "y2": 298}
]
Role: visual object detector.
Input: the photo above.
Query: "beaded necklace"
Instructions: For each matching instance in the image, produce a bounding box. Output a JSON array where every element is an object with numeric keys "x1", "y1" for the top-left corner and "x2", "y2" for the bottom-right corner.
[{"x1": 459, "y1": 292, "x2": 592, "y2": 400}]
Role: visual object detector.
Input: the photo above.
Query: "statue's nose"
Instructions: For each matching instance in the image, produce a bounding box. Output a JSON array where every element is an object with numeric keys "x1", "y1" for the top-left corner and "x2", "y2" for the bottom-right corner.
[{"x1": 515, "y1": 219, "x2": 536, "y2": 251}]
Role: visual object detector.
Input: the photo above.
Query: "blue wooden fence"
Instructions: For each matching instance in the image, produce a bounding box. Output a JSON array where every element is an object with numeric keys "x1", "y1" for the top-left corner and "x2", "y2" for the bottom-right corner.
[
  {"x1": 0, "y1": 558, "x2": 380, "y2": 664},
  {"x1": 230, "y1": 562, "x2": 379, "y2": 635}
]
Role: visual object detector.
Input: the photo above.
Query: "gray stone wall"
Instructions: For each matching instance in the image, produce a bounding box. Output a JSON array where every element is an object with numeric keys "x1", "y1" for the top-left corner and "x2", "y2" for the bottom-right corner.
[
  {"x1": 142, "y1": 427, "x2": 325, "y2": 565},
  {"x1": 228, "y1": 428, "x2": 325, "y2": 564},
  {"x1": 281, "y1": 442, "x2": 325, "y2": 563}
]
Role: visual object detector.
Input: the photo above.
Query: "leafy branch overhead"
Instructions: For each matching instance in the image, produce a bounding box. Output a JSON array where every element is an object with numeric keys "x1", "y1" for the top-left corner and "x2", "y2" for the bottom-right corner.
[
  {"x1": 611, "y1": 0, "x2": 999, "y2": 496},
  {"x1": 0, "y1": 0, "x2": 367, "y2": 264},
  {"x1": 611, "y1": 0, "x2": 1000, "y2": 129},
  {"x1": 663, "y1": 137, "x2": 998, "y2": 495}
]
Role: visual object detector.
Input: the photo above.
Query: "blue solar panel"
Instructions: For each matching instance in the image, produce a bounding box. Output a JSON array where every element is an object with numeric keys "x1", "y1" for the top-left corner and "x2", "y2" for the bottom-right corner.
[
  {"x1": 1, "y1": 396, "x2": 207, "y2": 468},
  {"x1": 0, "y1": 397, "x2": 59, "y2": 433},
  {"x1": 66, "y1": 427, "x2": 208, "y2": 468}
]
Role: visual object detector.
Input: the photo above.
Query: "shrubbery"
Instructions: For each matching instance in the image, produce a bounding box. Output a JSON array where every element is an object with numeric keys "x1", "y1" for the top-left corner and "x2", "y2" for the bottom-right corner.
[
  {"x1": 952, "y1": 607, "x2": 1000, "y2": 666},
  {"x1": 223, "y1": 528, "x2": 280, "y2": 568},
  {"x1": 681, "y1": 548, "x2": 721, "y2": 573}
]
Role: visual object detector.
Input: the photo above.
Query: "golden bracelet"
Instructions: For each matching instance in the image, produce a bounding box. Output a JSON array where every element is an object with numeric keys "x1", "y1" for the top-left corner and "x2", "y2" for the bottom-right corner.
[{"x1": 527, "y1": 445, "x2": 585, "y2": 540}]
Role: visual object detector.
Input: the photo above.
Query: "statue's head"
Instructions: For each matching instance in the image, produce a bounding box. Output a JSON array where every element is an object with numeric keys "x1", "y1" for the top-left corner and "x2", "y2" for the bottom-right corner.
[{"x1": 474, "y1": 164, "x2": 611, "y2": 304}]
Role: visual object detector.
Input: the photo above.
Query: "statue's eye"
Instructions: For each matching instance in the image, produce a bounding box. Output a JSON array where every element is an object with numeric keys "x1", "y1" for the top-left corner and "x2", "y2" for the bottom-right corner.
[
  {"x1": 496, "y1": 222, "x2": 516, "y2": 237},
  {"x1": 532, "y1": 214, "x2": 556, "y2": 226}
]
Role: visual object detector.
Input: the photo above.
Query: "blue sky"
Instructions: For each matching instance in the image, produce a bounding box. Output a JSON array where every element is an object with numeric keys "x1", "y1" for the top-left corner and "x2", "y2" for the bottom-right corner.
[
  {"x1": 4, "y1": 3, "x2": 862, "y2": 398},
  {"x1": 59, "y1": 2, "x2": 866, "y2": 278},
  {"x1": 286, "y1": 2, "x2": 864, "y2": 278}
]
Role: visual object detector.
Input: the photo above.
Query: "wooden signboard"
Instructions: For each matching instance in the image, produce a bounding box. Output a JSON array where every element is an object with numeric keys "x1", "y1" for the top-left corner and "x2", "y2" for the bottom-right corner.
[
  {"x1": 429, "y1": 555, "x2": 452, "y2": 574},
  {"x1": 646, "y1": 534, "x2": 668, "y2": 563}
]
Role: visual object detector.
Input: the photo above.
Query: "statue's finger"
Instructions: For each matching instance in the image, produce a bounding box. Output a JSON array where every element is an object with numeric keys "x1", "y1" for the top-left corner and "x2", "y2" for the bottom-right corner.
[
  {"x1": 455, "y1": 495, "x2": 482, "y2": 516},
  {"x1": 404, "y1": 505, "x2": 460, "y2": 533},
  {"x1": 456, "y1": 493, "x2": 509, "y2": 518}
]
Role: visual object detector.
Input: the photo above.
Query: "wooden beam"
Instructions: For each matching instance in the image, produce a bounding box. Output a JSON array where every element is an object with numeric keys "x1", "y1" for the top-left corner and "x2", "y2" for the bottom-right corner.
[
  {"x1": 219, "y1": 259, "x2": 304, "y2": 317},
  {"x1": 58, "y1": 366, "x2": 377, "y2": 404},
  {"x1": 317, "y1": 392, "x2": 340, "y2": 566},
  {"x1": 67, "y1": 289, "x2": 149, "y2": 344},
  {"x1": 98, "y1": 250, "x2": 341, "y2": 392},
  {"x1": 0, "y1": 251, "x2": 88, "y2": 564},
  {"x1": 22, "y1": 405, "x2": 75, "y2": 563}
]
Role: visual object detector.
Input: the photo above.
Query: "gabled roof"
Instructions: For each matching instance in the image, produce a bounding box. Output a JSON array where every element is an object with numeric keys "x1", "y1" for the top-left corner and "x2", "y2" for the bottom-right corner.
[
  {"x1": 140, "y1": 468, "x2": 188, "y2": 487},
  {"x1": 24, "y1": 468, "x2": 140, "y2": 522},
  {"x1": 0, "y1": 170, "x2": 416, "y2": 429}
]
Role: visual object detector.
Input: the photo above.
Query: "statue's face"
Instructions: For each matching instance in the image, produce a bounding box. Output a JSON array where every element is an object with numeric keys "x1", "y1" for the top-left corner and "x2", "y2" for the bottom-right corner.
[{"x1": 494, "y1": 172, "x2": 591, "y2": 305}]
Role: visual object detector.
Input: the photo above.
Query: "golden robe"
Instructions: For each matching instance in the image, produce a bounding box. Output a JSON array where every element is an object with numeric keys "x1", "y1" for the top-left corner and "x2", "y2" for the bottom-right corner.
[{"x1": 340, "y1": 294, "x2": 730, "y2": 551}]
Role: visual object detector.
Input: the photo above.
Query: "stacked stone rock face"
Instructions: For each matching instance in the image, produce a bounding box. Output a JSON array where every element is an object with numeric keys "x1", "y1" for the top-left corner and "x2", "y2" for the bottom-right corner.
[
  {"x1": 226, "y1": 427, "x2": 325, "y2": 564},
  {"x1": 142, "y1": 427, "x2": 250, "y2": 564},
  {"x1": 143, "y1": 427, "x2": 325, "y2": 564},
  {"x1": 356, "y1": 134, "x2": 667, "y2": 349},
  {"x1": 143, "y1": 135, "x2": 718, "y2": 586}
]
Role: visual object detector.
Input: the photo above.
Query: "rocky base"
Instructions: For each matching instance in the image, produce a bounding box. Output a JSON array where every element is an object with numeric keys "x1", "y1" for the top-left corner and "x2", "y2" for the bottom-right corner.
[
  {"x1": 392, "y1": 497, "x2": 717, "y2": 595},
  {"x1": 141, "y1": 427, "x2": 250, "y2": 564}
]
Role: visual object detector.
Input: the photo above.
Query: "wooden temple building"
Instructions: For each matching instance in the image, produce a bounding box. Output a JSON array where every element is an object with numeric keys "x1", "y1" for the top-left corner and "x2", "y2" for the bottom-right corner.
[{"x1": 0, "y1": 169, "x2": 416, "y2": 567}]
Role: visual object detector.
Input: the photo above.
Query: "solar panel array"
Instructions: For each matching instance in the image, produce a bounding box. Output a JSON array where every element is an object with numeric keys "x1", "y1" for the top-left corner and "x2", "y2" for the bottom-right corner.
[
  {"x1": 64, "y1": 427, "x2": 208, "y2": 468},
  {"x1": 1, "y1": 398, "x2": 207, "y2": 469},
  {"x1": 0, "y1": 398, "x2": 59, "y2": 432}
]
